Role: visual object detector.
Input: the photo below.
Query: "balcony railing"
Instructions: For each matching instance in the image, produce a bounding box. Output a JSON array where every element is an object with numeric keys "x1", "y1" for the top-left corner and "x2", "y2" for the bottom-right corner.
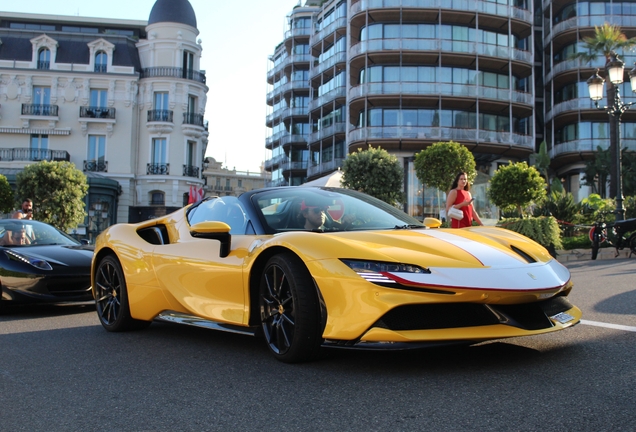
[
  {"x1": 21, "y1": 104, "x2": 59, "y2": 116},
  {"x1": 141, "y1": 67, "x2": 206, "y2": 84},
  {"x1": 0, "y1": 147, "x2": 70, "y2": 162},
  {"x1": 147, "y1": 163, "x2": 170, "y2": 175},
  {"x1": 94, "y1": 64, "x2": 107, "y2": 73},
  {"x1": 37, "y1": 61, "x2": 50, "y2": 70},
  {"x1": 183, "y1": 164, "x2": 200, "y2": 178},
  {"x1": 80, "y1": 106, "x2": 116, "y2": 119},
  {"x1": 147, "y1": 110, "x2": 173, "y2": 122},
  {"x1": 84, "y1": 160, "x2": 108, "y2": 172},
  {"x1": 183, "y1": 112, "x2": 204, "y2": 126}
]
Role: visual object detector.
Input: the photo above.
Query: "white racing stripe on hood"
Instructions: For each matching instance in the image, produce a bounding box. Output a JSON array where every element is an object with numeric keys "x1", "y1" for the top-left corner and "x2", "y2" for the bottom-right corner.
[
  {"x1": 414, "y1": 229, "x2": 522, "y2": 267},
  {"x1": 387, "y1": 230, "x2": 572, "y2": 291}
]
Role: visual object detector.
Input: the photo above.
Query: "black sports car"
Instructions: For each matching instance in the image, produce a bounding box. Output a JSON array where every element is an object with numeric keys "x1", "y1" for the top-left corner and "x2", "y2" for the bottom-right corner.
[{"x1": 0, "y1": 219, "x2": 94, "y2": 312}]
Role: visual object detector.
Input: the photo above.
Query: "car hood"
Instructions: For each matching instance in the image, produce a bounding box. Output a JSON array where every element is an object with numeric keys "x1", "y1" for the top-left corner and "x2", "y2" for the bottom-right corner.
[
  {"x1": 279, "y1": 226, "x2": 569, "y2": 292},
  {"x1": 7, "y1": 244, "x2": 94, "y2": 267}
]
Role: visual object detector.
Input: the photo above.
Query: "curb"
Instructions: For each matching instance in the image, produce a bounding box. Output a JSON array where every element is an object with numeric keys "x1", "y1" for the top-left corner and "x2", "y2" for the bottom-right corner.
[{"x1": 556, "y1": 248, "x2": 633, "y2": 263}]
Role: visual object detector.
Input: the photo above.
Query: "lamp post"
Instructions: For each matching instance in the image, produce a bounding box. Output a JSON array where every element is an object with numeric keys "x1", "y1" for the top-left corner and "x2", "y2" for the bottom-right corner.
[{"x1": 586, "y1": 52, "x2": 636, "y2": 221}]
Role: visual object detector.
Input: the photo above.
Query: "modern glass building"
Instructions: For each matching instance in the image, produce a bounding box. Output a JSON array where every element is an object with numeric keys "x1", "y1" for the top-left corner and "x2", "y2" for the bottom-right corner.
[
  {"x1": 265, "y1": 0, "x2": 636, "y2": 220},
  {"x1": 542, "y1": 0, "x2": 636, "y2": 200}
]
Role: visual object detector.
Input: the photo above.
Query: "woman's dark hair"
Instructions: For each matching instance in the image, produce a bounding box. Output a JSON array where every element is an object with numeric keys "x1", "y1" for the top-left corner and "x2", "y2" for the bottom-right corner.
[{"x1": 450, "y1": 172, "x2": 471, "y2": 191}]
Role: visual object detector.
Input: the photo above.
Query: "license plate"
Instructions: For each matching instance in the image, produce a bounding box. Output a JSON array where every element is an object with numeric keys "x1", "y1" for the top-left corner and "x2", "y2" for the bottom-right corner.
[{"x1": 551, "y1": 312, "x2": 575, "y2": 324}]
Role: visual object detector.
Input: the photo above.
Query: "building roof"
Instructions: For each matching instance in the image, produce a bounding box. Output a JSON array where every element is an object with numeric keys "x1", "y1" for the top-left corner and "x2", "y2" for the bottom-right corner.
[{"x1": 148, "y1": 0, "x2": 197, "y2": 28}]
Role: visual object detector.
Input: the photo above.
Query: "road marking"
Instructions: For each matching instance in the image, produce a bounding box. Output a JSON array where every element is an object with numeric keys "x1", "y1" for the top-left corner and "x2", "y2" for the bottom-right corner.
[{"x1": 581, "y1": 319, "x2": 636, "y2": 333}]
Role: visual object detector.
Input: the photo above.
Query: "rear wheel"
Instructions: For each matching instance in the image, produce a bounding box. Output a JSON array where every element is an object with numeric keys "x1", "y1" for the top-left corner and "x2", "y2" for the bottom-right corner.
[
  {"x1": 259, "y1": 253, "x2": 323, "y2": 363},
  {"x1": 94, "y1": 255, "x2": 150, "y2": 331}
]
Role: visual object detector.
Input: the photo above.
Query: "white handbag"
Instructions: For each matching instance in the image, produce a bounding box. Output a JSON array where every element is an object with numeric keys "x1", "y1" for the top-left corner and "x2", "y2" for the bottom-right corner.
[{"x1": 447, "y1": 207, "x2": 464, "y2": 220}]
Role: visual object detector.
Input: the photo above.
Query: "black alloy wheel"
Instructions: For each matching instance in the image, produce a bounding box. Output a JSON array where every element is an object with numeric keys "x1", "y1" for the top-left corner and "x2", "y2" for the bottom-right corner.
[
  {"x1": 94, "y1": 255, "x2": 150, "y2": 331},
  {"x1": 259, "y1": 253, "x2": 323, "y2": 363}
]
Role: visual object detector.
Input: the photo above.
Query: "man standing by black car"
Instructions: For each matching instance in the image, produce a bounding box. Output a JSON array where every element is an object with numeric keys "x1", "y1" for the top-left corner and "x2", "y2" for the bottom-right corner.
[{"x1": 12, "y1": 198, "x2": 34, "y2": 220}]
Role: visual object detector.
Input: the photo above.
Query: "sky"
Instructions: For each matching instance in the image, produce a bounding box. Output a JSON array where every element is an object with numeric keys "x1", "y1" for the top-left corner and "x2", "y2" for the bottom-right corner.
[{"x1": 0, "y1": 0, "x2": 300, "y2": 173}]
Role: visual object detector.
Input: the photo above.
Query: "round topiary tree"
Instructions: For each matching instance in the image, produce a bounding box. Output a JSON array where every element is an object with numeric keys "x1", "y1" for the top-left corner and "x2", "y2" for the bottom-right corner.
[
  {"x1": 16, "y1": 161, "x2": 89, "y2": 231},
  {"x1": 0, "y1": 174, "x2": 15, "y2": 215},
  {"x1": 341, "y1": 146, "x2": 404, "y2": 206},
  {"x1": 488, "y1": 161, "x2": 547, "y2": 217},
  {"x1": 413, "y1": 141, "x2": 477, "y2": 192}
]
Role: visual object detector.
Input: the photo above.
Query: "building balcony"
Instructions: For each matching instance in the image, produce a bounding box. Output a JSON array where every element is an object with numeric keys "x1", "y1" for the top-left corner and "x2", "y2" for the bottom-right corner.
[
  {"x1": 284, "y1": 26, "x2": 312, "y2": 41},
  {"x1": 310, "y1": 51, "x2": 347, "y2": 79},
  {"x1": 308, "y1": 87, "x2": 346, "y2": 112},
  {"x1": 349, "y1": 39, "x2": 531, "y2": 64},
  {"x1": 264, "y1": 153, "x2": 287, "y2": 170},
  {"x1": 307, "y1": 158, "x2": 345, "y2": 178},
  {"x1": 183, "y1": 164, "x2": 200, "y2": 178},
  {"x1": 141, "y1": 67, "x2": 206, "y2": 84},
  {"x1": 348, "y1": 83, "x2": 532, "y2": 105},
  {"x1": 80, "y1": 106, "x2": 116, "y2": 119},
  {"x1": 266, "y1": 130, "x2": 287, "y2": 149},
  {"x1": 0, "y1": 147, "x2": 70, "y2": 162},
  {"x1": 348, "y1": 126, "x2": 533, "y2": 149},
  {"x1": 312, "y1": 16, "x2": 347, "y2": 49},
  {"x1": 545, "y1": 58, "x2": 605, "y2": 84},
  {"x1": 280, "y1": 133, "x2": 308, "y2": 147},
  {"x1": 147, "y1": 163, "x2": 170, "y2": 175},
  {"x1": 350, "y1": 0, "x2": 531, "y2": 23},
  {"x1": 308, "y1": 123, "x2": 346, "y2": 144},
  {"x1": 147, "y1": 110, "x2": 173, "y2": 123},
  {"x1": 545, "y1": 15, "x2": 635, "y2": 47},
  {"x1": 281, "y1": 159, "x2": 308, "y2": 173},
  {"x1": 210, "y1": 185, "x2": 234, "y2": 193},
  {"x1": 553, "y1": 138, "x2": 636, "y2": 159},
  {"x1": 83, "y1": 160, "x2": 108, "y2": 172},
  {"x1": 21, "y1": 104, "x2": 59, "y2": 116},
  {"x1": 94, "y1": 64, "x2": 107, "y2": 73},
  {"x1": 183, "y1": 112, "x2": 205, "y2": 126}
]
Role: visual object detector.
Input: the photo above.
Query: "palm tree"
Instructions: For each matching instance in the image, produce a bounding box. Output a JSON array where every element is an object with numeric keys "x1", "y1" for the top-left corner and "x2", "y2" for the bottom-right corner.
[{"x1": 570, "y1": 23, "x2": 636, "y2": 198}]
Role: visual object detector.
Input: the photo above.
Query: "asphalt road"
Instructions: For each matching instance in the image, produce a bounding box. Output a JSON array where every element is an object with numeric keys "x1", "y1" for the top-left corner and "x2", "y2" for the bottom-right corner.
[{"x1": 1, "y1": 259, "x2": 635, "y2": 432}]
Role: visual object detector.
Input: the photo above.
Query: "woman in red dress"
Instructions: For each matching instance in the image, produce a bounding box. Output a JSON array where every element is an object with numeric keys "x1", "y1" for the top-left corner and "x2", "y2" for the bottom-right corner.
[{"x1": 444, "y1": 172, "x2": 484, "y2": 228}]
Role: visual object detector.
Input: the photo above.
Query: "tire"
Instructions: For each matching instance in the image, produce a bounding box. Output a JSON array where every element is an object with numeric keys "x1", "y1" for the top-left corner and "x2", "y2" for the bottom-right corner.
[
  {"x1": 259, "y1": 253, "x2": 323, "y2": 363},
  {"x1": 591, "y1": 227, "x2": 601, "y2": 260},
  {"x1": 94, "y1": 255, "x2": 150, "y2": 332}
]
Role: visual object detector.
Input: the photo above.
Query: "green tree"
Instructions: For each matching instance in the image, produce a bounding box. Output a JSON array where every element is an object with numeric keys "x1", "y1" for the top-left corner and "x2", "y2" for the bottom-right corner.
[
  {"x1": 0, "y1": 175, "x2": 14, "y2": 215},
  {"x1": 582, "y1": 145, "x2": 611, "y2": 198},
  {"x1": 16, "y1": 161, "x2": 89, "y2": 231},
  {"x1": 341, "y1": 146, "x2": 404, "y2": 206},
  {"x1": 488, "y1": 162, "x2": 547, "y2": 216},
  {"x1": 570, "y1": 23, "x2": 636, "y2": 198},
  {"x1": 413, "y1": 141, "x2": 477, "y2": 192}
]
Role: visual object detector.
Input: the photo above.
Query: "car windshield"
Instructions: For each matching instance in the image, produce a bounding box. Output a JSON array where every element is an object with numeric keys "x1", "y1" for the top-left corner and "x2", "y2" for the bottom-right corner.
[
  {"x1": 252, "y1": 187, "x2": 424, "y2": 233},
  {"x1": 0, "y1": 220, "x2": 81, "y2": 247}
]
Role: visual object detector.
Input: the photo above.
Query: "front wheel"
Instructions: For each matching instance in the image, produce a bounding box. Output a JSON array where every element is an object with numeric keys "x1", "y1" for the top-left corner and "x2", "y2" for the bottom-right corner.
[
  {"x1": 94, "y1": 255, "x2": 150, "y2": 332},
  {"x1": 590, "y1": 226, "x2": 602, "y2": 260},
  {"x1": 259, "y1": 253, "x2": 323, "y2": 363}
]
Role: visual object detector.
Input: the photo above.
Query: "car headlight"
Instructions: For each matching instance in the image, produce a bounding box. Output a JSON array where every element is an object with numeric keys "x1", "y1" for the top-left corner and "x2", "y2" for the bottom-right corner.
[
  {"x1": 340, "y1": 259, "x2": 429, "y2": 285},
  {"x1": 4, "y1": 249, "x2": 53, "y2": 270}
]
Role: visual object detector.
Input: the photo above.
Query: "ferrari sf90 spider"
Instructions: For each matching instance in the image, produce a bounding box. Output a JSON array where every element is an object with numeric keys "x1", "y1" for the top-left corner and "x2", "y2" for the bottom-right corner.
[
  {"x1": 0, "y1": 219, "x2": 94, "y2": 312},
  {"x1": 92, "y1": 187, "x2": 580, "y2": 363}
]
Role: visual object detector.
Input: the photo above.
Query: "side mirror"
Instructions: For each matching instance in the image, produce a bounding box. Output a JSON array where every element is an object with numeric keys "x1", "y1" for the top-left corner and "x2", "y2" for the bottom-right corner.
[
  {"x1": 190, "y1": 221, "x2": 232, "y2": 257},
  {"x1": 80, "y1": 239, "x2": 91, "y2": 245},
  {"x1": 423, "y1": 217, "x2": 442, "y2": 228}
]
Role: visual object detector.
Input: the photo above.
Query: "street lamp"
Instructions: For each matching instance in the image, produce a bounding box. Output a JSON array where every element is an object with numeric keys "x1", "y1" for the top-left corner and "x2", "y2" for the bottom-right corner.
[{"x1": 586, "y1": 52, "x2": 636, "y2": 221}]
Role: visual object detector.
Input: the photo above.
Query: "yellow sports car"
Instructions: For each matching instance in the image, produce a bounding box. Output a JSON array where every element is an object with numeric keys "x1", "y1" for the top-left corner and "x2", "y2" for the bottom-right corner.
[{"x1": 92, "y1": 187, "x2": 581, "y2": 363}]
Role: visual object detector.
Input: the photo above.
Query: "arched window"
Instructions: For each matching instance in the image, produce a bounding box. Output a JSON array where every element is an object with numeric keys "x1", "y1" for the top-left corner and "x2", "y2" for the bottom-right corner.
[
  {"x1": 150, "y1": 191, "x2": 165, "y2": 206},
  {"x1": 38, "y1": 48, "x2": 50, "y2": 69},
  {"x1": 95, "y1": 51, "x2": 107, "y2": 73}
]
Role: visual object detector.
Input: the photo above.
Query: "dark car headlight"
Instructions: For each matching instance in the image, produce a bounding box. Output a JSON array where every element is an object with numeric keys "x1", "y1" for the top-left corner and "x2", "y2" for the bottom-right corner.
[
  {"x1": 4, "y1": 249, "x2": 53, "y2": 271},
  {"x1": 340, "y1": 259, "x2": 430, "y2": 284}
]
